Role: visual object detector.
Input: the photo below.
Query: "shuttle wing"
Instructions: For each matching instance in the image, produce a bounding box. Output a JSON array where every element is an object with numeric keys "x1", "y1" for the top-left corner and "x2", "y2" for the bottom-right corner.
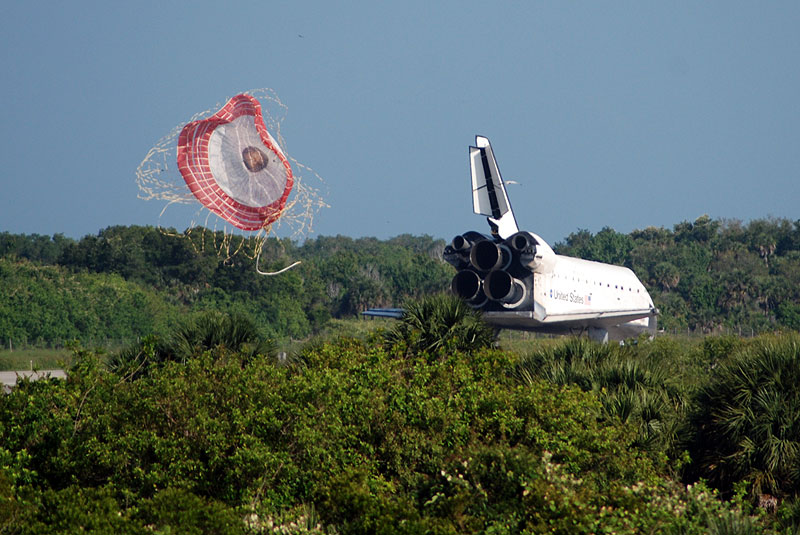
[
  {"x1": 535, "y1": 308, "x2": 656, "y2": 326},
  {"x1": 483, "y1": 307, "x2": 656, "y2": 332},
  {"x1": 361, "y1": 308, "x2": 404, "y2": 319}
]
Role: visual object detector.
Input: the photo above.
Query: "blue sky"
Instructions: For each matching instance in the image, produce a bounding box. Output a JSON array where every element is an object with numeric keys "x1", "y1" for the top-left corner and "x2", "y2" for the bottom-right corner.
[{"x1": 1, "y1": 1, "x2": 798, "y2": 245}]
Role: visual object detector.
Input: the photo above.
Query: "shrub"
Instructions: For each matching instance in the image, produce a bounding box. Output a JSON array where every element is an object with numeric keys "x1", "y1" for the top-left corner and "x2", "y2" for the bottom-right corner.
[
  {"x1": 0, "y1": 330, "x2": 776, "y2": 533},
  {"x1": 513, "y1": 337, "x2": 686, "y2": 455},
  {"x1": 687, "y1": 333, "x2": 800, "y2": 500},
  {"x1": 108, "y1": 310, "x2": 278, "y2": 378},
  {"x1": 383, "y1": 293, "x2": 495, "y2": 356}
]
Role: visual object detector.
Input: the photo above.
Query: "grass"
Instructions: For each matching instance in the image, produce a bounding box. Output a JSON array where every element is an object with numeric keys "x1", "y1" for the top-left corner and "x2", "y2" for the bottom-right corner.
[
  {"x1": 0, "y1": 348, "x2": 72, "y2": 371},
  {"x1": 0, "y1": 322, "x2": 732, "y2": 374},
  {"x1": 293, "y1": 317, "x2": 706, "y2": 359},
  {"x1": 496, "y1": 330, "x2": 569, "y2": 354}
]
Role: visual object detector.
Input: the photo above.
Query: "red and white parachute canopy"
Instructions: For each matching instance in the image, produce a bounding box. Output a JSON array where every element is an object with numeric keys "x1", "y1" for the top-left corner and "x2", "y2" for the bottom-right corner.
[{"x1": 176, "y1": 94, "x2": 293, "y2": 231}]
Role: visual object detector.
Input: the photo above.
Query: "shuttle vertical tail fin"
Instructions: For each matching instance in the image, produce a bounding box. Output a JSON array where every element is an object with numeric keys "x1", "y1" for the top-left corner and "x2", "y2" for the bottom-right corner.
[{"x1": 469, "y1": 136, "x2": 519, "y2": 239}]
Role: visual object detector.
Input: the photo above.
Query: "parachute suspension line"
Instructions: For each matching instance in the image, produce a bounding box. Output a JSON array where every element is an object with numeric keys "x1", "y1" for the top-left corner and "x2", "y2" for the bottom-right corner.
[
  {"x1": 257, "y1": 261, "x2": 302, "y2": 276},
  {"x1": 255, "y1": 246, "x2": 301, "y2": 276}
]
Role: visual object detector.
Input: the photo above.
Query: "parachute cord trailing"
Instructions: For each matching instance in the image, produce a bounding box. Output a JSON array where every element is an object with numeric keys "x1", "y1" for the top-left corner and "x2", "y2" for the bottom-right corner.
[{"x1": 255, "y1": 247, "x2": 302, "y2": 276}]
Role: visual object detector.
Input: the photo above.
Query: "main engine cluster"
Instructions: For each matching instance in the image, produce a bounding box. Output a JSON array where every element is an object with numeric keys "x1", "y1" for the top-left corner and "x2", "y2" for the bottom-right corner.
[{"x1": 443, "y1": 231, "x2": 539, "y2": 311}]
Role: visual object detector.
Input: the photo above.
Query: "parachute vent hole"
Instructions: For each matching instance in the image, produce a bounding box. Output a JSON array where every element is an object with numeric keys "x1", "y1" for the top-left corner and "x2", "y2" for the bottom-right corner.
[{"x1": 242, "y1": 146, "x2": 269, "y2": 172}]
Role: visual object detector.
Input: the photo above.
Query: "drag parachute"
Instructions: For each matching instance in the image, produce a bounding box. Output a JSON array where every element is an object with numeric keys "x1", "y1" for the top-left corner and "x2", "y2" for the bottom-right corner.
[
  {"x1": 177, "y1": 94, "x2": 293, "y2": 231},
  {"x1": 136, "y1": 88, "x2": 326, "y2": 268}
]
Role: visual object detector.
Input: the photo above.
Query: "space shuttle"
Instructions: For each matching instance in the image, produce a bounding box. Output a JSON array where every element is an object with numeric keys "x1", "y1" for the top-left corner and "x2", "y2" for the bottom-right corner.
[{"x1": 444, "y1": 136, "x2": 658, "y2": 342}]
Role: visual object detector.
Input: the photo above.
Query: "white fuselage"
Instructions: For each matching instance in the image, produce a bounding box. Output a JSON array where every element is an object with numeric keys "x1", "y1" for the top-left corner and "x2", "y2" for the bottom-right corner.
[
  {"x1": 472, "y1": 231, "x2": 658, "y2": 341},
  {"x1": 535, "y1": 255, "x2": 653, "y2": 324}
]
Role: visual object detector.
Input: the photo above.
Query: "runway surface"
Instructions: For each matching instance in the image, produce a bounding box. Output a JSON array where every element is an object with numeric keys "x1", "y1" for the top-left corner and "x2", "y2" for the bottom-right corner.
[{"x1": 1, "y1": 369, "x2": 66, "y2": 392}]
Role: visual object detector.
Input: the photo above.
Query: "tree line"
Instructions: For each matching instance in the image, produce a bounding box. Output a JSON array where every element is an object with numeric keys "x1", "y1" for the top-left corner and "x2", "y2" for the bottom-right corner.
[
  {"x1": 1, "y1": 215, "x2": 799, "y2": 347},
  {"x1": 0, "y1": 226, "x2": 452, "y2": 346}
]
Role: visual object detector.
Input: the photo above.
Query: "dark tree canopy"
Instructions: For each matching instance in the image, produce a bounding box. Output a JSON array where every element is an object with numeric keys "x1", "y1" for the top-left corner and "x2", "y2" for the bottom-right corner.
[{"x1": 2, "y1": 216, "x2": 800, "y2": 348}]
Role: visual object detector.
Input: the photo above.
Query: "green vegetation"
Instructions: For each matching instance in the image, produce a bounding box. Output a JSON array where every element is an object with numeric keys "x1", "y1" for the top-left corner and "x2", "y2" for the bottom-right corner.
[
  {"x1": 0, "y1": 227, "x2": 452, "y2": 354},
  {"x1": 686, "y1": 334, "x2": 800, "y2": 502},
  {"x1": 1, "y1": 215, "x2": 799, "y2": 356},
  {"x1": 513, "y1": 337, "x2": 687, "y2": 454},
  {"x1": 5, "y1": 307, "x2": 798, "y2": 533},
  {"x1": 1, "y1": 218, "x2": 800, "y2": 530},
  {"x1": 383, "y1": 293, "x2": 495, "y2": 355},
  {"x1": 108, "y1": 310, "x2": 280, "y2": 379},
  {"x1": 0, "y1": 258, "x2": 173, "y2": 349}
]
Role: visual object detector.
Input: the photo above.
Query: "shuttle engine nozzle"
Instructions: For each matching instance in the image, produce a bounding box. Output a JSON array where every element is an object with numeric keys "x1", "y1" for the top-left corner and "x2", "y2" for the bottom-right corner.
[
  {"x1": 451, "y1": 270, "x2": 487, "y2": 307},
  {"x1": 445, "y1": 229, "x2": 535, "y2": 312},
  {"x1": 444, "y1": 232, "x2": 488, "y2": 270},
  {"x1": 484, "y1": 269, "x2": 527, "y2": 308},
  {"x1": 470, "y1": 240, "x2": 512, "y2": 272},
  {"x1": 508, "y1": 232, "x2": 538, "y2": 269}
]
